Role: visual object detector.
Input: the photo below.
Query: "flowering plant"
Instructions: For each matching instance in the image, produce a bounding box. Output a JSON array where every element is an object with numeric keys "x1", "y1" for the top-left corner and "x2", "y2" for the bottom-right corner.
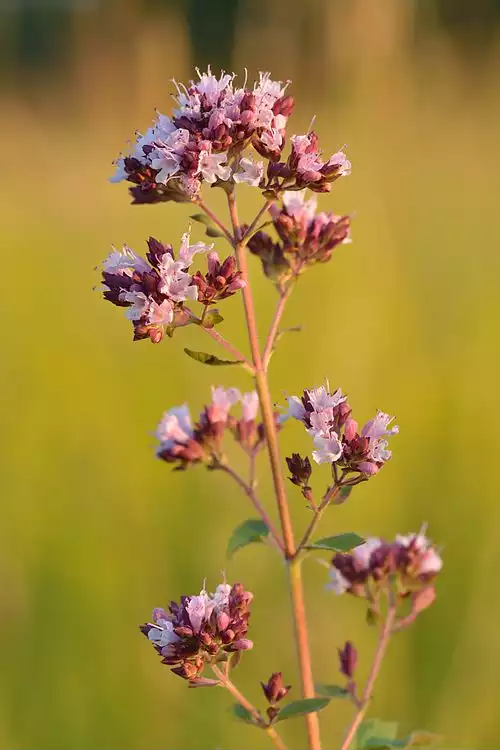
[{"x1": 100, "y1": 67, "x2": 442, "y2": 750}]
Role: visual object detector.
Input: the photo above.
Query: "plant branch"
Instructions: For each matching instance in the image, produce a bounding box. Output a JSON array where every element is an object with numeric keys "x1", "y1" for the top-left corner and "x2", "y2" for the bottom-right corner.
[
  {"x1": 340, "y1": 604, "x2": 397, "y2": 750},
  {"x1": 218, "y1": 463, "x2": 284, "y2": 555},
  {"x1": 228, "y1": 190, "x2": 321, "y2": 750},
  {"x1": 194, "y1": 197, "x2": 234, "y2": 244},
  {"x1": 188, "y1": 313, "x2": 255, "y2": 372},
  {"x1": 241, "y1": 197, "x2": 275, "y2": 242},
  {"x1": 295, "y1": 485, "x2": 341, "y2": 557},
  {"x1": 212, "y1": 665, "x2": 288, "y2": 750},
  {"x1": 262, "y1": 284, "x2": 294, "y2": 371}
]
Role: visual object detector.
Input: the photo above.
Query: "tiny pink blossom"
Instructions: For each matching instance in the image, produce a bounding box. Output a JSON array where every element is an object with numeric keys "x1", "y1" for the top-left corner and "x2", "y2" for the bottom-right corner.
[
  {"x1": 103, "y1": 246, "x2": 150, "y2": 275},
  {"x1": 282, "y1": 190, "x2": 318, "y2": 224},
  {"x1": 178, "y1": 231, "x2": 212, "y2": 267},
  {"x1": 198, "y1": 150, "x2": 231, "y2": 184},
  {"x1": 156, "y1": 405, "x2": 193, "y2": 446},
  {"x1": 158, "y1": 253, "x2": 198, "y2": 302},
  {"x1": 233, "y1": 157, "x2": 264, "y2": 187},
  {"x1": 362, "y1": 411, "x2": 399, "y2": 439},
  {"x1": 352, "y1": 538, "x2": 382, "y2": 571},
  {"x1": 344, "y1": 418, "x2": 358, "y2": 442},
  {"x1": 312, "y1": 434, "x2": 343, "y2": 464},
  {"x1": 241, "y1": 391, "x2": 259, "y2": 422},
  {"x1": 307, "y1": 385, "x2": 346, "y2": 412},
  {"x1": 327, "y1": 568, "x2": 350, "y2": 595},
  {"x1": 210, "y1": 386, "x2": 241, "y2": 421}
]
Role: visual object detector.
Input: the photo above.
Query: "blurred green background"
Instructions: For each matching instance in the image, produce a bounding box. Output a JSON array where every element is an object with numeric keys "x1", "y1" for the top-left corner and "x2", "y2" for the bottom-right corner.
[{"x1": 1, "y1": 0, "x2": 500, "y2": 748}]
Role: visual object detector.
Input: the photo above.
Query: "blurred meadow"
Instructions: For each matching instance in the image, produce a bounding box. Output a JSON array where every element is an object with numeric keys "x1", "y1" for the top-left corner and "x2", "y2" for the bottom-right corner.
[{"x1": 1, "y1": 0, "x2": 500, "y2": 747}]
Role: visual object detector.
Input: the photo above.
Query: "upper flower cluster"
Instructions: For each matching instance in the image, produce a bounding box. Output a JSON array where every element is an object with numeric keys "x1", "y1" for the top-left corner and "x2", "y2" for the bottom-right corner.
[
  {"x1": 283, "y1": 384, "x2": 399, "y2": 476},
  {"x1": 156, "y1": 386, "x2": 262, "y2": 468},
  {"x1": 141, "y1": 582, "x2": 253, "y2": 684},
  {"x1": 329, "y1": 531, "x2": 443, "y2": 603},
  {"x1": 248, "y1": 190, "x2": 350, "y2": 280},
  {"x1": 101, "y1": 233, "x2": 244, "y2": 342},
  {"x1": 110, "y1": 68, "x2": 349, "y2": 203}
]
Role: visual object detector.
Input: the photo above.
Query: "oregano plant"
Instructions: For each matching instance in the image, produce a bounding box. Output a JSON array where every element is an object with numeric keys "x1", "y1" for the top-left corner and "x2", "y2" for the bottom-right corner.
[{"x1": 100, "y1": 67, "x2": 442, "y2": 750}]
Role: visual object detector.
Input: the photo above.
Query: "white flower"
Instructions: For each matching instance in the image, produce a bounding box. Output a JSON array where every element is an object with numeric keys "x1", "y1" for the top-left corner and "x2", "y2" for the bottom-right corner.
[
  {"x1": 417, "y1": 548, "x2": 443, "y2": 575},
  {"x1": 109, "y1": 158, "x2": 129, "y2": 184},
  {"x1": 308, "y1": 409, "x2": 333, "y2": 438},
  {"x1": 148, "y1": 619, "x2": 178, "y2": 648},
  {"x1": 122, "y1": 290, "x2": 151, "y2": 321},
  {"x1": 326, "y1": 150, "x2": 351, "y2": 176},
  {"x1": 362, "y1": 411, "x2": 399, "y2": 439},
  {"x1": 103, "y1": 246, "x2": 149, "y2": 276},
  {"x1": 279, "y1": 396, "x2": 306, "y2": 424},
  {"x1": 312, "y1": 433, "x2": 343, "y2": 464},
  {"x1": 352, "y1": 538, "x2": 382, "y2": 571},
  {"x1": 233, "y1": 157, "x2": 264, "y2": 187},
  {"x1": 282, "y1": 190, "x2": 318, "y2": 224},
  {"x1": 186, "y1": 589, "x2": 215, "y2": 633},
  {"x1": 195, "y1": 66, "x2": 234, "y2": 106},
  {"x1": 197, "y1": 150, "x2": 231, "y2": 184},
  {"x1": 150, "y1": 128, "x2": 190, "y2": 183},
  {"x1": 211, "y1": 583, "x2": 231, "y2": 612},
  {"x1": 178, "y1": 231, "x2": 212, "y2": 267},
  {"x1": 241, "y1": 391, "x2": 259, "y2": 421},
  {"x1": 158, "y1": 253, "x2": 197, "y2": 302},
  {"x1": 147, "y1": 299, "x2": 174, "y2": 325},
  {"x1": 210, "y1": 386, "x2": 241, "y2": 421},
  {"x1": 327, "y1": 568, "x2": 350, "y2": 595},
  {"x1": 156, "y1": 405, "x2": 193, "y2": 445},
  {"x1": 307, "y1": 385, "x2": 346, "y2": 412},
  {"x1": 369, "y1": 438, "x2": 392, "y2": 463},
  {"x1": 260, "y1": 128, "x2": 283, "y2": 150}
]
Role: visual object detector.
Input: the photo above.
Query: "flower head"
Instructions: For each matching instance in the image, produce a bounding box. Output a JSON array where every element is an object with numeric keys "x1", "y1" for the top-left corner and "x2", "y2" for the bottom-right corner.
[{"x1": 141, "y1": 581, "x2": 254, "y2": 684}]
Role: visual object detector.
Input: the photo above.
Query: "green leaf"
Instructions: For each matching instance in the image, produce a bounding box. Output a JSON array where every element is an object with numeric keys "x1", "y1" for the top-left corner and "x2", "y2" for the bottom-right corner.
[
  {"x1": 335, "y1": 485, "x2": 353, "y2": 504},
  {"x1": 356, "y1": 720, "x2": 399, "y2": 749},
  {"x1": 205, "y1": 225, "x2": 225, "y2": 238},
  {"x1": 227, "y1": 519, "x2": 269, "y2": 558},
  {"x1": 190, "y1": 213, "x2": 213, "y2": 226},
  {"x1": 231, "y1": 703, "x2": 259, "y2": 726},
  {"x1": 184, "y1": 348, "x2": 242, "y2": 366},
  {"x1": 275, "y1": 698, "x2": 330, "y2": 723},
  {"x1": 200, "y1": 310, "x2": 224, "y2": 329},
  {"x1": 309, "y1": 532, "x2": 365, "y2": 552},
  {"x1": 190, "y1": 213, "x2": 225, "y2": 238},
  {"x1": 315, "y1": 683, "x2": 349, "y2": 699}
]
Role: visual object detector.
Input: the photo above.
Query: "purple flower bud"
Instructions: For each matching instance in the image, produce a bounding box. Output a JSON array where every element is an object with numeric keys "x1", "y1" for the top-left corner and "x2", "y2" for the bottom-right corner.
[{"x1": 338, "y1": 641, "x2": 357, "y2": 679}]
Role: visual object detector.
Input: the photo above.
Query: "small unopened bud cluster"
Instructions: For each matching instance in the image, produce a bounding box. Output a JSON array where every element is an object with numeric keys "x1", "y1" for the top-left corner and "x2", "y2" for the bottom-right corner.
[
  {"x1": 248, "y1": 190, "x2": 350, "y2": 281},
  {"x1": 283, "y1": 383, "x2": 399, "y2": 479},
  {"x1": 192, "y1": 252, "x2": 245, "y2": 305},
  {"x1": 329, "y1": 531, "x2": 443, "y2": 623},
  {"x1": 156, "y1": 386, "x2": 265, "y2": 468},
  {"x1": 286, "y1": 453, "x2": 313, "y2": 504},
  {"x1": 100, "y1": 234, "x2": 244, "y2": 343},
  {"x1": 261, "y1": 672, "x2": 292, "y2": 723},
  {"x1": 140, "y1": 582, "x2": 253, "y2": 684}
]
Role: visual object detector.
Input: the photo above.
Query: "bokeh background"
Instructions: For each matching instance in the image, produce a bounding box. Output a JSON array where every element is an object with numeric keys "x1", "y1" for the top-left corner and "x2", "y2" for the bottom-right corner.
[{"x1": 2, "y1": 0, "x2": 500, "y2": 747}]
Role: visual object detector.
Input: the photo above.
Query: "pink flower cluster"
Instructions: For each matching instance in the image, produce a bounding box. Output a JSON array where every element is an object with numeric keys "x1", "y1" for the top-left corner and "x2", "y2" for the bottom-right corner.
[
  {"x1": 329, "y1": 531, "x2": 443, "y2": 597},
  {"x1": 248, "y1": 190, "x2": 350, "y2": 279},
  {"x1": 101, "y1": 234, "x2": 244, "y2": 342},
  {"x1": 156, "y1": 386, "x2": 262, "y2": 467},
  {"x1": 140, "y1": 582, "x2": 253, "y2": 684},
  {"x1": 283, "y1": 384, "x2": 399, "y2": 476},
  {"x1": 110, "y1": 68, "x2": 349, "y2": 203}
]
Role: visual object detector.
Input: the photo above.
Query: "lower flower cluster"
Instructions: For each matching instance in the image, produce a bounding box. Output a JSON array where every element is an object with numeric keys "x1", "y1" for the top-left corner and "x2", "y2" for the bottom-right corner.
[
  {"x1": 141, "y1": 582, "x2": 253, "y2": 684},
  {"x1": 155, "y1": 386, "x2": 263, "y2": 468},
  {"x1": 329, "y1": 531, "x2": 443, "y2": 624}
]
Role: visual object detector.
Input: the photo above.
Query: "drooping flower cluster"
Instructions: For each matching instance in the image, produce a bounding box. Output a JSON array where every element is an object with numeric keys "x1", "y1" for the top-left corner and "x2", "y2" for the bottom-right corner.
[
  {"x1": 248, "y1": 190, "x2": 350, "y2": 280},
  {"x1": 283, "y1": 384, "x2": 399, "y2": 477},
  {"x1": 101, "y1": 233, "x2": 244, "y2": 342},
  {"x1": 156, "y1": 386, "x2": 262, "y2": 468},
  {"x1": 110, "y1": 68, "x2": 349, "y2": 203},
  {"x1": 140, "y1": 582, "x2": 253, "y2": 684},
  {"x1": 329, "y1": 531, "x2": 443, "y2": 603}
]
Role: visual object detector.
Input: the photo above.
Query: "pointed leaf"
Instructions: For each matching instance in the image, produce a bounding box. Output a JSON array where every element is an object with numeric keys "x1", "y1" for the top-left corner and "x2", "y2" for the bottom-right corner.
[
  {"x1": 275, "y1": 698, "x2": 330, "y2": 723},
  {"x1": 334, "y1": 485, "x2": 353, "y2": 504},
  {"x1": 356, "y1": 720, "x2": 399, "y2": 749},
  {"x1": 404, "y1": 731, "x2": 441, "y2": 748},
  {"x1": 227, "y1": 519, "x2": 269, "y2": 558},
  {"x1": 315, "y1": 683, "x2": 349, "y2": 699},
  {"x1": 184, "y1": 348, "x2": 242, "y2": 366},
  {"x1": 190, "y1": 213, "x2": 213, "y2": 227},
  {"x1": 200, "y1": 310, "x2": 224, "y2": 329},
  {"x1": 231, "y1": 703, "x2": 259, "y2": 726},
  {"x1": 310, "y1": 532, "x2": 365, "y2": 552},
  {"x1": 205, "y1": 226, "x2": 225, "y2": 238}
]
